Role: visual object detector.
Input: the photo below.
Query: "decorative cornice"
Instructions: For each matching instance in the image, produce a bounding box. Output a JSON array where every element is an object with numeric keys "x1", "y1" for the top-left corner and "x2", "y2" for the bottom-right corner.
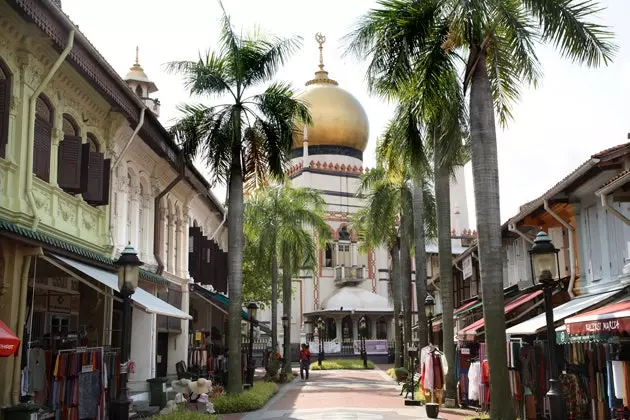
[{"x1": 286, "y1": 159, "x2": 372, "y2": 179}]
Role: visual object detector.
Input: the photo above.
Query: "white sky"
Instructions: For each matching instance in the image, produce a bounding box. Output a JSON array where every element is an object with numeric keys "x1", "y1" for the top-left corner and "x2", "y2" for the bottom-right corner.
[{"x1": 63, "y1": 0, "x2": 630, "y2": 228}]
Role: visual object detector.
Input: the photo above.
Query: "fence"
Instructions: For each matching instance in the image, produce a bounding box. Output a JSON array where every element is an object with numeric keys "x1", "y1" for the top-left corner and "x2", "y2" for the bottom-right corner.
[{"x1": 240, "y1": 337, "x2": 271, "y2": 367}]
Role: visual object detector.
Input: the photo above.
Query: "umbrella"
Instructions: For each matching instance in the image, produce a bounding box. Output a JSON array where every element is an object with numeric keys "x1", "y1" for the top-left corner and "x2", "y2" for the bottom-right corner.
[{"x1": 0, "y1": 320, "x2": 20, "y2": 357}]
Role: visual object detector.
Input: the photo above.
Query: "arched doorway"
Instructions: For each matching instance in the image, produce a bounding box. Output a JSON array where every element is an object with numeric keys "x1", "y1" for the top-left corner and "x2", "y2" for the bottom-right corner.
[
  {"x1": 325, "y1": 318, "x2": 336, "y2": 340},
  {"x1": 376, "y1": 316, "x2": 388, "y2": 339},
  {"x1": 342, "y1": 316, "x2": 353, "y2": 342}
]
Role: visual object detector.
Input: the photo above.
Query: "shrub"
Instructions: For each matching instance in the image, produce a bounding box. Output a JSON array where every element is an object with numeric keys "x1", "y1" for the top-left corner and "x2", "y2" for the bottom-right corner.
[
  {"x1": 309, "y1": 359, "x2": 375, "y2": 370},
  {"x1": 394, "y1": 367, "x2": 408, "y2": 382},
  {"x1": 157, "y1": 412, "x2": 218, "y2": 419},
  {"x1": 212, "y1": 381, "x2": 279, "y2": 414}
]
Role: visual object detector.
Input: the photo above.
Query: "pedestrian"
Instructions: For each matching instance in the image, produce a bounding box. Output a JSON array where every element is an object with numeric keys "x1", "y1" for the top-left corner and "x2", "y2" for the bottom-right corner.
[{"x1": 299, "y1": 343, "x2": 311, "y2": 380}]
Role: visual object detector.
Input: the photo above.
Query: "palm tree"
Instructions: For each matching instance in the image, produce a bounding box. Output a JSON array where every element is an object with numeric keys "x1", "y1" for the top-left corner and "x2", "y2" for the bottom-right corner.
[
  {"x1": 354, "y1": 151, "x2": 435, "y2": 368},
  {"x1": 245, "y1": 184, "x2": 330, "y2": 374},
  {"x1": 345, "y1": 1, "x2": 614, "y2": 417},
  {"x1": 168, "y1": 4, "x2": 310, "y2": 394}
]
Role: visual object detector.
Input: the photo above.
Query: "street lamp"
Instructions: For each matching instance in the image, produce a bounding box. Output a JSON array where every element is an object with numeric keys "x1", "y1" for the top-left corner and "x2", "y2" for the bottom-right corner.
[
  {"x1": 317, "y1": 317, "x2": 325, "y2": 367},
  {"x1": 358, "y1": 316, "x2": 368, "y2": 368},
  {"x1": 397, "y1": 311, "x2": 404, "y2": 368},
  {"x1": 425, "y1": 294, "x2": 435, "y2": 345},
  {"x1": 110, "y1": 244, "x2": 143, "y2": 420},
  {"x1": 246, "y1": 301, "x2": 258, "y2": 387},
  {"x1": 529, "y1": 231, "x2": 565, "y2": 419}
]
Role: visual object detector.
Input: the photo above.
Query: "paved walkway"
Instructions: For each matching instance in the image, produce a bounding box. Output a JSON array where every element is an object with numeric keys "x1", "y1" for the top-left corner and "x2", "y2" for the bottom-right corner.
[{"x1": 223, "y1": 366, "x2": 473, "y2": 420}]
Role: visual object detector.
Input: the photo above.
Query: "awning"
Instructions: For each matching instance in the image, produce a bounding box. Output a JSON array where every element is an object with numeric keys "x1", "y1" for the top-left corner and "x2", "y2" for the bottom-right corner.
[
  {"x1": 0, "y1": 320, "x2": 21, "y2": 357},
  {"x1": 458, "y1": 290, "x2": 542, "y2": 340},
  {"x1": 48, "y1": 254, "x2": 191, "y2": 320},
  {"x1": 565, "y1": 297, "x2": 630, "y2": 337},
  {"x1": 454, "y1": 300, "x2": 481, "y2": 317},
  {"x1": 506, "y1": 289, "x2": 621, "y2": 336}
]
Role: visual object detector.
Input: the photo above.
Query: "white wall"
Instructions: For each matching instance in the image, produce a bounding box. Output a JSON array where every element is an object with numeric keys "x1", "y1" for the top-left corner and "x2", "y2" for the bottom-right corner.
[{"x1": 129, "y1": 309, "x2": 156, "y2": 392}]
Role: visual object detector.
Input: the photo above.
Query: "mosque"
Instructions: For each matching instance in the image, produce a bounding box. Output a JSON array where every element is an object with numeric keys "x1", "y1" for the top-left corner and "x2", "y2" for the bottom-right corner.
[{"x1": 256, "y1": 34, "x2": 473, "y2": 356}]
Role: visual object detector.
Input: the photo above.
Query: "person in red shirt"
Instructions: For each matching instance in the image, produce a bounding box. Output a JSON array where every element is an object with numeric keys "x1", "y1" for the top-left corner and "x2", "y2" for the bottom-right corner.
[{"x1": 299, "y1": 343, "x2": 311, "y2": 380}]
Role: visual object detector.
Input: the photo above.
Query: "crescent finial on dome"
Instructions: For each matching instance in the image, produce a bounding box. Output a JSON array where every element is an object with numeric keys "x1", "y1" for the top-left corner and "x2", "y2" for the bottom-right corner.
[
  {"x1": 315, "y1": 32, "x2": 326, "y2": 71},
  {"x1": 307, "y1": 32, "x2": 338, "y2": 86}
]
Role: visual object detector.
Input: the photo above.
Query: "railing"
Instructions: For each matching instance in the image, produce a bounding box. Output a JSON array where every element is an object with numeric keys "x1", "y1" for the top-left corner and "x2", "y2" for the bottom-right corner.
[{"x1": 334, "y1": 265, "x2": 366, "y2": 284}]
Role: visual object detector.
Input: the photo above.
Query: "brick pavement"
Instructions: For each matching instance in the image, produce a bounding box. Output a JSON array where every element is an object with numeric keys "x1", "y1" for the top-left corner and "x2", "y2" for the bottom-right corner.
[{"x1": 216, "y1": 366, "x2": 474, "y2": 420}]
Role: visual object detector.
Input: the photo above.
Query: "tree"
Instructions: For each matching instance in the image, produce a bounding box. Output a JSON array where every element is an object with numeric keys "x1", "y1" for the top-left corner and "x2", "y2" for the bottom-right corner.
[
  {"x1": 168, "y1": 3, "x2": 310, "y2": 394},
  {"x1": 345, "y1": 0, "x2": 614, "y2": 417},
  {"x1": 354, "y1": 149, "x2": 435, "y2": 368},
  {"x1": 242, "y1": 235, "x2": 274, "y2": 307},
  {"x1": 245, "y1": 184, "x2": 330, "y2": 373}
]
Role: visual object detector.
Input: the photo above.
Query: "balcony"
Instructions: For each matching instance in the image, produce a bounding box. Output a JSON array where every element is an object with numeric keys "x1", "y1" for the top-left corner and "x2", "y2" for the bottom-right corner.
[{"x1": 334, "y1": 264, "x2": 366, "y2": 286}]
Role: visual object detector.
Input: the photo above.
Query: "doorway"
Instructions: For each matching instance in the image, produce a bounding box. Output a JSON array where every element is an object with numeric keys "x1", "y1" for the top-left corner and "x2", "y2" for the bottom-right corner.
[{"x1": 156, "y1": 332, "x2": 168, "y2": 377}]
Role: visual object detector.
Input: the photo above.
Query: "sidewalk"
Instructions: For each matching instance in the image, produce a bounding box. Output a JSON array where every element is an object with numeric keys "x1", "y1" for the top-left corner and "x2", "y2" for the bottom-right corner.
[{"x1": 218, "y1": 365, "x2": 474, "y2": 420}]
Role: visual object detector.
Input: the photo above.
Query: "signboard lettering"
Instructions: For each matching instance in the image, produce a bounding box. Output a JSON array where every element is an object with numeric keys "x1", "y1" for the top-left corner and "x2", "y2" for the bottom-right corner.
[{"x1": 566, "y1": 316, "x2": 630, "y2": 337}]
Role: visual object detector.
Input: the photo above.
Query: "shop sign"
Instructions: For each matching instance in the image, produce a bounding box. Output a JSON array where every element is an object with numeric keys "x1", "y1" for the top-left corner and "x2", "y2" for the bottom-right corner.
[
  {"x1": 48, "y1": 295, "x2": 71, "y2": 313},
  {"x1": 462, "y1": 256, "x2": 473, "y2": 280},
  {"x1": 556, "y1": 330, "x2": 606, "y2": 344},
  {"x1": 32, "y1": 277, "x2": 79, "y2": 294},
  {"x1": 566, "y1": 317, "x2": 630, "y2": 336},
  {"x1": 308, "y1": 340, "x2": 341, "y2": 354}
]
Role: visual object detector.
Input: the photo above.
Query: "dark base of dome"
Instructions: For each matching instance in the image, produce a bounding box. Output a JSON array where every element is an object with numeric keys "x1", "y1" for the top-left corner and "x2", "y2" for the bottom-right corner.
[{"x1": 290, "y1": 145, "x2": 363, "y2": 161}]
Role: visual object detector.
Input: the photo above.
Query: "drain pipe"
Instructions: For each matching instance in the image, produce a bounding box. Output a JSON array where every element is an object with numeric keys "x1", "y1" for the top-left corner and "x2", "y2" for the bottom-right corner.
[
  {"x1": 154, "y1": 156, "x2": 185, "y2": 275},
  {"x1": 26, "y1": 30, "x2": 75, "y2": 230},
  {"x1": 544, "y1": 200, "x2": 576, "y2": 297},
  {"x1": 597, "y1": 188, "x2": 630, "y2": 226},
  {"x1": 108, "y1": 107, "x2": 146, "y2": 257},
  {"x1": 507, "y1": 222, "x2": 534, "y2": 245},
  {"x1": 11, "y1": 247, "x2": 43, "y2": 404}
]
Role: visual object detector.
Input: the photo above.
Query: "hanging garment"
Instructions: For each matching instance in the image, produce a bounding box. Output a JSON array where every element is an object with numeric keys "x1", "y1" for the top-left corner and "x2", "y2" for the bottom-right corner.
[
  {"x1": 424, "y1": 354, "x2": 435, "y2": 391},
  {"x1": 433, "y1": 353, "x2": 444, "y2": 390},
  {"x1": 612, "y1": 360, "x2": 626, "y2": 402},
  {"x1": 468, "y1": 362, "x2": 481, "y2": 401}
]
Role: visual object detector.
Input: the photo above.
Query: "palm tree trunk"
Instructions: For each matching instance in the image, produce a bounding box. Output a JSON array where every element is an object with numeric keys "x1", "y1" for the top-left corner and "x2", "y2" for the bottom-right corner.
[
  {"x1": 227, "y1": 146, "x2": 244, "y2": 395},
  {"x1": 435, "y1": 152, "x2": 456, "y2": 404},
  {"x1": 470, "y1": 49, "x2": 516, "y2": 420},
  {"x1": 282, "y1": 260, "x2": 292, "y2": 375},
  {"x1": 412, "y1": 184, "x2": 428, "y2": 349},
  {"x1": 399, "y1": 205, "x2": 412, "y2": 362},
  {"x1": 271, "y1": 248, "x2": 278, "y2": 351},
  {"x1": 390, "y1": 243, "x2": 403, "y2": 368}
]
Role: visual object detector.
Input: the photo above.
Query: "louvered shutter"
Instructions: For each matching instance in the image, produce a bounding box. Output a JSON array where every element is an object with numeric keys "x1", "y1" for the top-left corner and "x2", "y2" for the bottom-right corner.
[
  {"x1": 82, "y1": 151, "x2": 104, "y2": 204},
  {"x1": 0, "y1": 81, "x2": 8, "y2": 158},
  {"x1": 33, "y1": 119, "x2": 51, "y2": 182},
  {"x1": 57, "y1": 135, "x2": 83, "y2": 193}
]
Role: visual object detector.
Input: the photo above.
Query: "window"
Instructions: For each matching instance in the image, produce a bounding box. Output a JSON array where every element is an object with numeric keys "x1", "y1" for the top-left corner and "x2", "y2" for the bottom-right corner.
[
  {"x1": 135, "y1": 85, "x2": 143, "y2": 97},
  {"x1": 324, "y1": 244, "x2": 333, "y2": 267},
  {"x1": 82, "y1": 133, "x2": 110, "y2": 206},
  {"x1": 339, "y1": 226, "x2": 351, "y2": 241},
  {"x1": 34, "y1": 95, "x2": 53, "y2": 181},
  {"x1": 338, "y1": 243, "x2": 351, "y2": 267},
  {"x1": 0, "y1": 59, "x2": 11, "y2": 158},
  {"x1": 58, "y1": 114, "x2": 85, "y2": 193}
]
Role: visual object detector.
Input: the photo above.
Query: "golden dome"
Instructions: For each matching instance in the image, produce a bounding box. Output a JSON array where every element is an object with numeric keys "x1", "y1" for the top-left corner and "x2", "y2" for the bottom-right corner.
[
  {"x1": 124, "y1": 47, "x2": 158, "y2": 94},
  {"x1": 292, "y1": 34, "x2": 369, "y2": 153}
]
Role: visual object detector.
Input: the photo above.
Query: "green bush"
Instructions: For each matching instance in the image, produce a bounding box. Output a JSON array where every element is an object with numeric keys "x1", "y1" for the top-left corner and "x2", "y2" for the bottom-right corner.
[
  {"x1": 309, "y1": 359, "x2": 375, "y2": 370},
  {"x1": 157, "y1": 411, "x2": 218, "y2": 419},
  {"x1": 212, "y1": 381, "x2": 279, "y2": 414}
]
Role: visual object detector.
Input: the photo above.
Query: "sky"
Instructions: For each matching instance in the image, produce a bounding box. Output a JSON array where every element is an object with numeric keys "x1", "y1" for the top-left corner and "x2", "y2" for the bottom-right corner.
[{"x1": 62, "y1": 0, "x2": 630, "y2": 228}]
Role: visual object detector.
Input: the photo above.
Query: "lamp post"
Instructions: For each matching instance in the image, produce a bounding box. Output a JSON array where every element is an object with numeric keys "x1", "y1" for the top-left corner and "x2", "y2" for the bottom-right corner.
[
  {"x1": 397, "y1": 311, "x2": 404, "y2": 368},
  {"x1": 110, "y1": 244, "x2": 143, "y2": 420},
  {"x1": 404, "y1": 342, "x2": 421, "y2": 406},
  {"x1": 359, "y1": 315, "x2": 368, "y2": 368},
  {"x1": 529, "y1": 231, "x2": 565, "y2": 420},
  {"x1": 317, "y1": 317, "x2": 325, "y2": 367},
  {"x1": 246, "y1": 301, "x2": 258, "y2": 388},
  {"x1": 425, "y1": 294, "x2": 435, "y2": 345}
]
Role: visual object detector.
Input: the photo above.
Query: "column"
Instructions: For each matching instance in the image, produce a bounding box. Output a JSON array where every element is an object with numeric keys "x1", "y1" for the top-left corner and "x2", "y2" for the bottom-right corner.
[
  {"x1": 115, "y1": 166, "x2": 129, "y2": 249},
  {"x1": 371, "y1": 317, "x2": 377, "y2": 340},
  {"x1": 140, "y1": 194, "x2": 151, "y2": 262},
  {"x1": 352, "y1": 317, "x2": 358, "y2": 342},
  {"x1": 181, "y1": 207, "x2": 191, "y2": 279},
  {"x1": 351, "y1": 243, "x2": 357, "y2": 267},
  {"x1": 335, "y1": 317, "x2": 342, "y2": 342},
  {"x1": 175, "y1": 216, "x2": 185, "y2": 278},
  {"x1": 49, "y1": 127, "x2": 63, "y2": 187}
]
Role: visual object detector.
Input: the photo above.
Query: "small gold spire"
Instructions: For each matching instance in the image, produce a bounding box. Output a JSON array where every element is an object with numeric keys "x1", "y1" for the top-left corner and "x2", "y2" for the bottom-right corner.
[
  {"x1": 315, "y1": 32, "x2": 326, "y2": 71},
  {"x1": 135, "y1": 46, "x2": 140, "y2": 65},
  {"x1": 307, "y1": 32, "x2": 338, "y2": 86}
]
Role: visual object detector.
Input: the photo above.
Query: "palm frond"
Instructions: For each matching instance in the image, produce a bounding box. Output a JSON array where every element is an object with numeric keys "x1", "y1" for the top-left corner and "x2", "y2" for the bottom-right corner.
[
  {"x1": 522, "y1": 0, "x2": 616, "y2": 67},
  {"x1": 239, "y1": 35, "x2": 304, "y2": 87},
  {"x1": 164, "y1": 52, "x2": 235, "y2": 99}
]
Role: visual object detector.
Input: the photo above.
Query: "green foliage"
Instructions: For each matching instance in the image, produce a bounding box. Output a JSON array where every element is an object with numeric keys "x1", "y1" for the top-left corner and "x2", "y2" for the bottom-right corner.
[
  {"x1": 157, "y1": 412, "x2": 217, "y2": 420},
  {"x1": 212, "y1": 382, "x2": 279, "y2": 414},
  {"x1": 309, "y1": 359, "x2": 375, "y2": 370}
]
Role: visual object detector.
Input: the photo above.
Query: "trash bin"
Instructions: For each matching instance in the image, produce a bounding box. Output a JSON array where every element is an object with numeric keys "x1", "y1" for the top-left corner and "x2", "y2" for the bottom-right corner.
[
  {"x1": 146, "y1": 377, "x2": 167, "y2": 409},
  {"x1": 4, "y1": 403, "x2": 44, "y2": 420}
]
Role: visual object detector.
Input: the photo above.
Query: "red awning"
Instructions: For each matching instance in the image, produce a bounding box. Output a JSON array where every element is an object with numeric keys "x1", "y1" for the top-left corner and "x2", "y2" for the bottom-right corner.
[
  {"x1": 0, "y1": 320, "x2": 21, "y2": 357},
  {"x1": 454, "y1": 300, "x2": 479, "y2": 316},
  {"x1": 458, "y1": 290, "x2": 543, "y2": 340},
  {"x1": 565, "y1": 298, "x2": 630, "y2": 336}
]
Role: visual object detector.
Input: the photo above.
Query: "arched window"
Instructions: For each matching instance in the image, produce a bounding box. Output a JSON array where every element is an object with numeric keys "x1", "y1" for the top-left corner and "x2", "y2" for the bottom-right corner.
[
  {"x1": 0, "y1": 60, "x2": 11, "y2": 158},
  {"x1": 342, "y1": 316, "x2": 353, "y2": 342},
  {"x1": 82, "y1": 133, "x2": 110, "y2": 206},
  {"x1": 324, "y1": 243, "x2": 333, "y2": 267},
  {"x1": 135, "y1": 85, "x2": 143, "y2": 97},
  {"x1": 34, "y1": 94, "x2": 53, "y2": 181},
  {"x1": 58, "y1": 114, "x2": 83, "y2": 193},
  {"x1": 376, "y1": 317, "x2": 388, "y2": 340}
]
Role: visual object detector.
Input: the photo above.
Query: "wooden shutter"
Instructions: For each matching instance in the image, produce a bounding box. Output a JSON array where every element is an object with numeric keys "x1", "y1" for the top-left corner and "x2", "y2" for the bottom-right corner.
[
  {"x1": 82, "y1": 151, "x2": 105, "y2": 205},
  {"x1": 0, "y1": 80, "x2": 8, "y2": 158},
  {"x1": 33, "y1": 119, "x2": 51, "y2": 182},
  {"x1": 57, "y1": 135, "x2": 83, "y2": 193}
]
